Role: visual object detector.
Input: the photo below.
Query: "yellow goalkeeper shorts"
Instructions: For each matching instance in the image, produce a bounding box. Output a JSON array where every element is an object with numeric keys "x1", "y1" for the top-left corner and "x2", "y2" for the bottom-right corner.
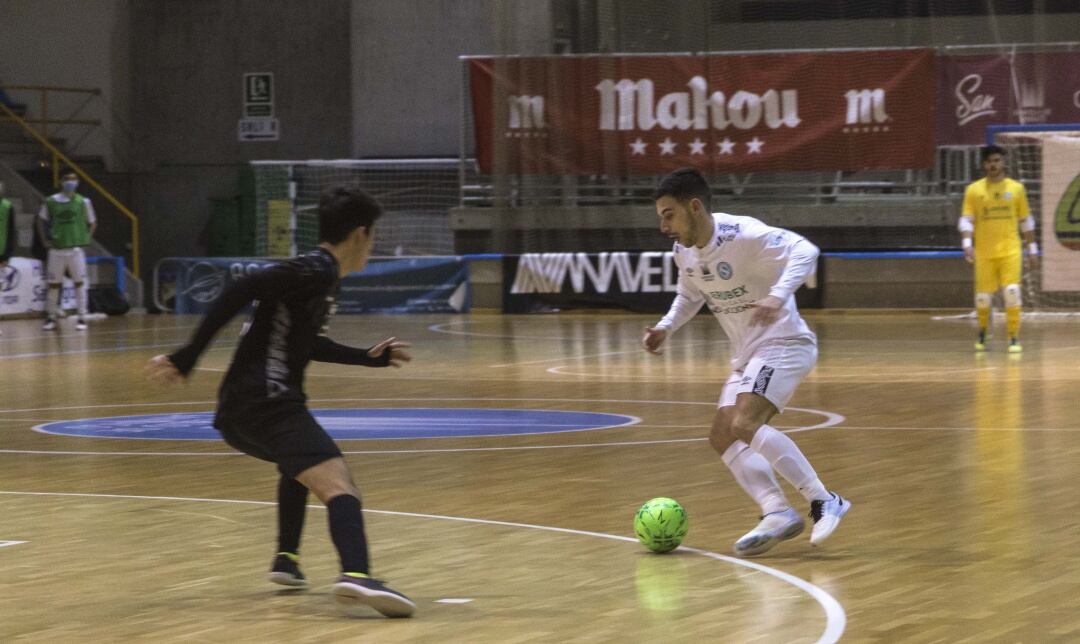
[{"x1": 974, "y1": 253, "x2": 1022, "y2": 293}]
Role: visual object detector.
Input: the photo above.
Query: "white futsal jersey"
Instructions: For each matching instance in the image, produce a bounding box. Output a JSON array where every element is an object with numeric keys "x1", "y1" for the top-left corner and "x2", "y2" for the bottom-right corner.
[{"x1": 656, "y1": 213, "x2": 819, "y2": 369}]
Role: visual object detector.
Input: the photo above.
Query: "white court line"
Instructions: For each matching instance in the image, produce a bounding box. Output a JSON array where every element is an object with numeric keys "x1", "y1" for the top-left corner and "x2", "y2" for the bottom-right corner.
[
  {"x1": 0, "y1": 438, "x2": 710, "y2": 457},
  {"x1": 0, "y1": 418, "x2": 55, "y2": 423},
  {"x1": 488, "y1": 340, "x2": 722, "y2": 369},
  {"x1": 193, "y1": 365, "x2": 627, "y2": 383},
  {"x1": 427, "y1": 322, "x2": 584, "y2": 340},
  {"x1": 0, "y1": 340, "x2": 237, "y2": 361},
  {"x1": 0, "y1": 490, "x2": 845, "y2": 643},
  {"x1": 0, "y1": 396, "x2": 783, "y2": 415},
  {"x1": 0, "y1": 540, "x2": 29, "y2": 549},
  {"x1": 7, "y1": 422, "x2": 1075, "y2": 458},
  {"x1": 491, "y1": 349, "x2": 644, "y2": 368},
  {"x1": 0, "y1": 322, "x2": 199, "y2": 344}
]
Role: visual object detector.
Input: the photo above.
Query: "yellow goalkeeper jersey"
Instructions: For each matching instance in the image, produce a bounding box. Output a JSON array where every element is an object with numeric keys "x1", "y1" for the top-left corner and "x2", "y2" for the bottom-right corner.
[{"x1": 961, "y1": 177, "x2": 1030, "y2": 259}]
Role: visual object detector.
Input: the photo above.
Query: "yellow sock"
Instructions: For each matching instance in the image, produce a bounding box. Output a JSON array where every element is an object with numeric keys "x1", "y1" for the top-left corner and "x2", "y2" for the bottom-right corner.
[
  {"x1": 976, "y1": 307, "x2": 990, "y2": 334},
  {"x1": 1006, "y1": 306, "x2": 1020, "y2": 338}
]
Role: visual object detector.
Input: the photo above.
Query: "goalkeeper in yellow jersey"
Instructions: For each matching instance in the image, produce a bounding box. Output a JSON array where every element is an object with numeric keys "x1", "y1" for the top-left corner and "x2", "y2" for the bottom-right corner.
[{"x1": 959, "y1": 145, "x2": 1039, "y2": 353}]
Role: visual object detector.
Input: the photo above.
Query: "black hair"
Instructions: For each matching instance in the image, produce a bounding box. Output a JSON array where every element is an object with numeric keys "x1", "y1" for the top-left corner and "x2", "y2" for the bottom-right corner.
[
  {"x1": 980, "y1": 145, "x2": 1006, "y2": 162},
  {"x1": 318, "y1": 185, "x2": 383, "y2": 244},
  {"x1": 60, "y1": 168, "x2": 78, "y2": 179},
  {"x1": 651, "y1": 167, "x2": 711, "y2": 211}
]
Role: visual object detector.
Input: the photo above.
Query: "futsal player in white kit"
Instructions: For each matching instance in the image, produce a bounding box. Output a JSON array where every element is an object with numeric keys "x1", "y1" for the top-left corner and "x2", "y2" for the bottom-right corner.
[{"x1": 643, "y1": 168, "x2": 850, "y2": 556}]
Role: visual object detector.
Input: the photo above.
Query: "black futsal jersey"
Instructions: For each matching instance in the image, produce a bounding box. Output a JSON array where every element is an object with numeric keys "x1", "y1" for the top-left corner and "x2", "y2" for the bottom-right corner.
[{"x1": 169, "y1": 248, "x2": 387, "y2": 425}]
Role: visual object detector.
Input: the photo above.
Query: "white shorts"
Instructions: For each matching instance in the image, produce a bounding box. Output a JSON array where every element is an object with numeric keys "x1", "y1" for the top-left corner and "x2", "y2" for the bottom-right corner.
[
  {"x1": 719, "y1": 338, "x2": 817, "y2": 412},
  {"x1": 47, "y1": 247, "x2": 87, "y2": 284}
]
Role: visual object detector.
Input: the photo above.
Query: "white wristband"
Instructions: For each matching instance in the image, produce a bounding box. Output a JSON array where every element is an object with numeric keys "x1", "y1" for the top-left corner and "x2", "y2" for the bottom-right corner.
[
  {"x1": 1028, "y1": 242, "x2": 1039, "y2": 255},
  {"x1": 962, "y1": 238, "x2": 972, "y2": 249}
]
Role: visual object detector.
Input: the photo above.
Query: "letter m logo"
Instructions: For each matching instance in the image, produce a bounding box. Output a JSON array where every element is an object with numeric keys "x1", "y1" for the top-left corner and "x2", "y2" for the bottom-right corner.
[
  {"x1": 508, "y1": 95, "x2": 545, "y2": 129},
  {"x1": 844, "y1": 89, "x2": 889, "y2": 125}
]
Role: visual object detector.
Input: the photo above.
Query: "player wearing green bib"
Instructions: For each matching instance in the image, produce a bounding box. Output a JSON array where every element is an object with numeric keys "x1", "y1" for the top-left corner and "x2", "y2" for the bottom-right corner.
[
  {"x1": 0, "y1": 181, "x2": 16, "y2": 336},
  {"x1": 0, "y1": 183, "x2": 14, "y2": 265},
  {"x1": 36, "y1": 169, "x2": 97, "y2": 331}
]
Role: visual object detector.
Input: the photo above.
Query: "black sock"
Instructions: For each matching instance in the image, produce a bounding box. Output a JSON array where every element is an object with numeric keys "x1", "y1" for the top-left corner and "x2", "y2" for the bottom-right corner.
[
  {"x1": 326, "y1": 494, "x2": 370, "y2": 575},
  {"x1": 277, "y1": 474, "x2": 308, "y2": 555}
]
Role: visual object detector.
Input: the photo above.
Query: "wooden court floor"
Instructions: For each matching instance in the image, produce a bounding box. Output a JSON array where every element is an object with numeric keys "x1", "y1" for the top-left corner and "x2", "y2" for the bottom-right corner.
[{"x1": 2, "y1": 310, "x2": 1079, "y2": 643}]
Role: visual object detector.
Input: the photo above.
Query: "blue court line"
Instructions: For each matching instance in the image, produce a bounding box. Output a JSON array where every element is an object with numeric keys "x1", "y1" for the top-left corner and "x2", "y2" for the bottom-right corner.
[{"x1": 33, "y1": 408, "x2": 641, "y2": 441}]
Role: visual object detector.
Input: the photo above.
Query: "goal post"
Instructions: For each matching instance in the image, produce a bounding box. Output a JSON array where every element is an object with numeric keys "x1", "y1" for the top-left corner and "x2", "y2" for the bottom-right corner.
[
  {"x1": 249, "y1": 159, "x2": 460, "y2": 257},
  {"x1": 989, "y1": 124, "x2": 1080, "y2": 314}
]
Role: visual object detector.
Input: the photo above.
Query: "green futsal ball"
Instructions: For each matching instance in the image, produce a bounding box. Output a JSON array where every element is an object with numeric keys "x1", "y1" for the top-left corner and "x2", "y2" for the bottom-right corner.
[{"x1": 634, "y1": 497, "x2": 689, "y2": 553}]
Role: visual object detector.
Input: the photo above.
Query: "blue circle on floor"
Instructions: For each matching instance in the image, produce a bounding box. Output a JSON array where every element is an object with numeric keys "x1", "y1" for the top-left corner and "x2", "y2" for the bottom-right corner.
[{"x1": 32, "y1": 408, "x2": 639, "y2": 441}]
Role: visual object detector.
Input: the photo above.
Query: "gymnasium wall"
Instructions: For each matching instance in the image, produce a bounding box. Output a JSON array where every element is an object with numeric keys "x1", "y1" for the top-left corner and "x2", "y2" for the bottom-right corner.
[
  {"x1": 3, "y1": 1, "x2": 1076, "y2": 292},
  {"x1": 0, "y1": 0, "x2": 131, "y2": 169},
  {"x1": 350, "y1": 0, "x2": 553, "y2": 157},
  {"x1": 124, "y1": 0, "x2": 354, "y2": 274},
  {"x1": 587, "y1": 0, "x2": 1079, "y2": 51}
]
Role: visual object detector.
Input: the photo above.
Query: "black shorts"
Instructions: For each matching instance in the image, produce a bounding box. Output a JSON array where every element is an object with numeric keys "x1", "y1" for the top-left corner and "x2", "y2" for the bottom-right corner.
[{"x1": 214, "y1": 407, "x2": 342, "y2": 479}]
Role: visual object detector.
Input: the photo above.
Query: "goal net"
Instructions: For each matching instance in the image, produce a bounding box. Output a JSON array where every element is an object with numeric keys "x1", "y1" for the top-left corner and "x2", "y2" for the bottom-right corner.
[
  {"x1": 250, "y1": 159, "x2": 459, "y2": 257},
  {"x1": 994, "y1": 126, "x2": 1080, "y2": 314}
]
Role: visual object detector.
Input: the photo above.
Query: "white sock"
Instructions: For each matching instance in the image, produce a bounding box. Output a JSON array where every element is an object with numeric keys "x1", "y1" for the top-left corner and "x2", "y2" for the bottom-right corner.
[
  {"x1": 76, "y1": 283, "x2": 88, "y2": 318},
  {"x1": 47, "y1": 287, "x2": 59, "y2": 318},
  {"x1": 721, "y1": 441, "x2": 789, "y2": 515},
  {"x1": 750, "y1": 425, "x2": 830, "y2": 503}
]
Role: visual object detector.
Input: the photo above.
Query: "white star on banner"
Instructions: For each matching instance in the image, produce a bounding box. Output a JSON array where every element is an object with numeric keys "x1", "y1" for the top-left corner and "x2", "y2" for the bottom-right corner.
[
  {"x1": 746, "y1": 137, "x2": 764, "y2": 154},
  {"x1": 629, "y1": 138, "x2": 647, "y2": 155},
  {"x1": 659, "y1": 137, "x2": 677, "y2": 155},
  {"x1": 717, "y1": 138, "x2": 735, "y2": 155},
  {"x1": 688, "y1": 138, "x2": 706, "y2": 155}
]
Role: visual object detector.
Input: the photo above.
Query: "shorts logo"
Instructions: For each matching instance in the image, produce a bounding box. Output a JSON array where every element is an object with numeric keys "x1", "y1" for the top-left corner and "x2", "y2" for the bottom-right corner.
[
  {"x1": 752, "y1": 366, "x2": 775, "y2": 395},
  {"x1": 716, "y1": 262, "x2": 732, "y2": 280}
]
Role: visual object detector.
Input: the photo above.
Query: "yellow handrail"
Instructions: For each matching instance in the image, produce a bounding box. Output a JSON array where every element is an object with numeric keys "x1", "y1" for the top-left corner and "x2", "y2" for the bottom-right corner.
[
  {"x1": 1, "y1": 84, "x2": 101, "y2": 94},
  {"x1": 1, "y1": 85, "x2": 101, "y2": 142},
  {"x1": 0, "y1": 101, "x2": 140, "y2": 275},
  {"x1": 0, "y1": 117, "x2": 102, "y2": 127}
]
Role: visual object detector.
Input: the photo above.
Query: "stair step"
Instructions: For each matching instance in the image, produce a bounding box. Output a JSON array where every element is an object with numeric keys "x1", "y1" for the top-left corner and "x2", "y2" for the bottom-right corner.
[
  {"x1": 0, "y1": 143, "x2": 42, "y2": 155},
  {"x1": 2, "y1": 156, "x2": 44, "y2": 172}
]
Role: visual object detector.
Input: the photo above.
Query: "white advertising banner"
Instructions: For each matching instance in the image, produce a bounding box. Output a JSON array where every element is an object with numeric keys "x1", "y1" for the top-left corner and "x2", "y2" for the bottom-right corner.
[
  {"x1": 1041, "y1": 136, "x2": 1080, "y2": 292},
  {"x1": 0, "y1": 257, "x2": 76, "y2": 318}
]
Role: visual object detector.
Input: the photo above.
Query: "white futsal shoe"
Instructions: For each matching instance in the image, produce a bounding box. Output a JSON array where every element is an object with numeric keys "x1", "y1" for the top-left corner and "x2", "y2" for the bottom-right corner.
[
  {"x1": 733, "y1": 507, "x2": 805, "y2": 557},
  {"x1": 809, "y1": 492, "x2": 851, "y2": 546}
]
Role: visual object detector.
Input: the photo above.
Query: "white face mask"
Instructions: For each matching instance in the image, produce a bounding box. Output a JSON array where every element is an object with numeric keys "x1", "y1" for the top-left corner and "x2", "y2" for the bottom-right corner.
[{"x1": 62, "y1": 180, "x2": 79, "y2": 193}]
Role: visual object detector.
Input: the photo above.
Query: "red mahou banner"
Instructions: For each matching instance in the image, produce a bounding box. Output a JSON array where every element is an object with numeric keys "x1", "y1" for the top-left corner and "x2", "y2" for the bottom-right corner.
[{"x1": 469, "y1": 49, "x2": 936, "y2": 175}]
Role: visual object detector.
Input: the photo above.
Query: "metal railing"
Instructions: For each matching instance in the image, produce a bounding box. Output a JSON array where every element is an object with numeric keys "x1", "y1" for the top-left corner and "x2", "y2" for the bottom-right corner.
[
  {"x1": 459, "y1": 147, "x2": 980, "y2": 208},
  {"x1": 0, "y1": 101, "x2": 141, "y2": 275},
  {"x1": 0, "y1": 85, "x2": 105, "y2": 184}
]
